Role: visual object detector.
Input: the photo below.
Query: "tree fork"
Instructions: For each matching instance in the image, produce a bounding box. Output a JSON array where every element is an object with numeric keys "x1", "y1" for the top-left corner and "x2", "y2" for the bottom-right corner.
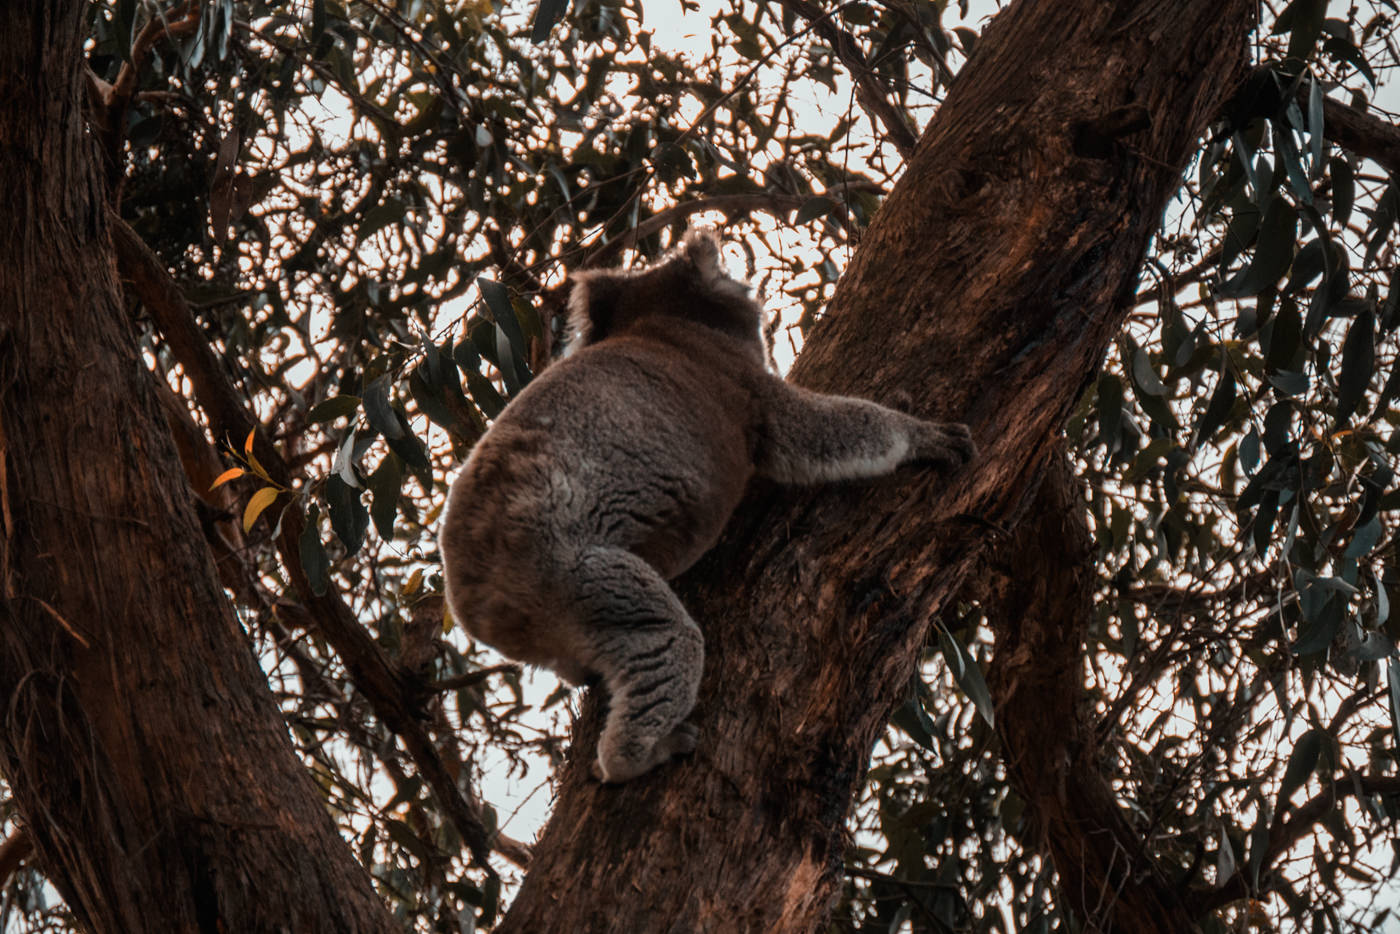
[
  {"x1": 500, "y1": 0, "x2": 1255, "y2": 930},
  {"x1": 0, "y1": 3, "x2": 394, "y2": 930}
]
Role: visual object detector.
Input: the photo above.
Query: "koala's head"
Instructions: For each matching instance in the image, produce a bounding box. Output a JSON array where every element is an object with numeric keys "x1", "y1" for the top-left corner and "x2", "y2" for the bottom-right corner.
[{"x1": 566, "y1": 230, "x2": 764, "y2": 351}]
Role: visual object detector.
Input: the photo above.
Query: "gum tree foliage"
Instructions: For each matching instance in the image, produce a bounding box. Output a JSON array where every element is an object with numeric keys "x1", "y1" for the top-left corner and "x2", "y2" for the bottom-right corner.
[{"x1": 3, "y1": 0, "x2": 1398, "y2": 930}]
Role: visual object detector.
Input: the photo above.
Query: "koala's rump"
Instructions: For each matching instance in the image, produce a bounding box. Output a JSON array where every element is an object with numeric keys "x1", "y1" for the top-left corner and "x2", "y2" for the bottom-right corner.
[{"x1": 439, "y1": 333, "x2": 754, "y2": 673}]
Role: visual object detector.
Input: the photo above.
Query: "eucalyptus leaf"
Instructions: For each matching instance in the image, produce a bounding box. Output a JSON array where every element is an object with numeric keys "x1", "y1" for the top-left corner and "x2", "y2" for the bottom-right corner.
[
  {"x1": 326, "y1": 474, "x2": 369, "y2": 555},
  {"x1": 1336, "y1": 309, "x2": 1375, "y2": 424}
]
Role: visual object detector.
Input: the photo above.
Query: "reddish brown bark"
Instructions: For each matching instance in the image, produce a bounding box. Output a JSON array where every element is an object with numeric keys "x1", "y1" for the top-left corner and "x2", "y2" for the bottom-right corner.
[
  {"x1": 0, "y1": 3, "x2": 393, "y2": 931},
  {"x1": 500, "y1": 0, "x2": 1255, "y2": 930}
]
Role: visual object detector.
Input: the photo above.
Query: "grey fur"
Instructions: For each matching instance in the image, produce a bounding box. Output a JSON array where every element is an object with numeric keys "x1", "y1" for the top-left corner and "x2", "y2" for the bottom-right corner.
[{"x1": 438, "y1": 231, "x2": 974, "y2": 783}]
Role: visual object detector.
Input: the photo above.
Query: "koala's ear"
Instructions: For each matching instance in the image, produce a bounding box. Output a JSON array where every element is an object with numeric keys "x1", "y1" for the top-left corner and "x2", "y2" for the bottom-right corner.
[
  {"x1": 566, "y1": 269, "x2": 624, "y2": 347},
  {"x1": 677, "y1": 228, "x2": 723, "y2": 282}
]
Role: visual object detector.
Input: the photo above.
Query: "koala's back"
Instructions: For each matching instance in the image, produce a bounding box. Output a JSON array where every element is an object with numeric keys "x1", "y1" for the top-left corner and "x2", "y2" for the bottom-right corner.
[{"x1": 439, "y1": 318, "x2": 761, "y2": 678}]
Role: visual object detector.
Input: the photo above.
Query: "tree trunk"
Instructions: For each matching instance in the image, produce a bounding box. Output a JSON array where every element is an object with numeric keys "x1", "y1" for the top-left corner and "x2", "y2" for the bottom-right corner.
[
  {"x1": 500, "y1": 0, "x2": 1254, "y2": 931},
  {"x1": 0, "y1": 4, "x2": 394, "y2": 931}
]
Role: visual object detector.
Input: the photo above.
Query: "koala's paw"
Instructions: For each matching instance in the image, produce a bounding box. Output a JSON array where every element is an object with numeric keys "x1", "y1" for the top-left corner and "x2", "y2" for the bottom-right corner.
[
  {"x1": 592, "y1": 723, "x2": 699, "y2": 784},
  {"x1": 917, "y1": 422, "x2": 976, "y2": 469}
]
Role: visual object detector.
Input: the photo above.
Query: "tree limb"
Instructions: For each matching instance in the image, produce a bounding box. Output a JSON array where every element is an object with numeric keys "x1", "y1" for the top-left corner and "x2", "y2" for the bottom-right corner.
[
  {"x1": 983, "y1": 454, "x2": 1201, "y2": 934},
  {"x1": 107, "y1": 213, "x2": 504, "y2": 873},
  {"x1": 1321, "y1": 97, "x2": 1400, "y2": 179}
]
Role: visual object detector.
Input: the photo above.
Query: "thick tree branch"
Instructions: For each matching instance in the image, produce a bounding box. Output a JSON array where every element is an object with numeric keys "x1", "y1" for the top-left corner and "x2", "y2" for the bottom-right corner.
[
  {"x1": 983, "y1": 455, "x2": 1199, "y2": 934},
  {"x1": 499, "y1": 0, "x2": 1256, "y2": 927},
  {"x1": 1321, "y1": 97, "x2": 1400, "y2": 179},
  {"x1": 107, "y1": 214, "x2": 504, "y2": 873},
  {"x1": 773, "y1": 0, "x2": 919, "y2": 158}
]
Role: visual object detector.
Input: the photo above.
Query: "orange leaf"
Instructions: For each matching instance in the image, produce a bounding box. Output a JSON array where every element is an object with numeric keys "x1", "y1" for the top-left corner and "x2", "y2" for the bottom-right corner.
[
  {"x1": 210, "y1": 467, "x2": 245, "y2": 490},
  {"x1": 242, "y1": 487, "x2": 279, "y2": 533}
]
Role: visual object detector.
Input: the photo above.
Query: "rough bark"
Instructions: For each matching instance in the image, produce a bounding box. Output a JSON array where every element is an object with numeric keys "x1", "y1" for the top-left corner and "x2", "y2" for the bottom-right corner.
[
  {"x1": 500, "y1": 0, "x2": 1254, "y2": 931},
  {"x1": 0, "y1": 4, "x2": 394, "y2": 931},
  {"x1": 984, "y1": 456, "x2": 1199, "y2": 933}
]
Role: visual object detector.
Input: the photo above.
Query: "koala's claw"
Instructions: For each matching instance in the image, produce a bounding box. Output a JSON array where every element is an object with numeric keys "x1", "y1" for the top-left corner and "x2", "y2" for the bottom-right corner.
[{"x1": 920, "y1": 422, "x2": 976, "y2": 468}]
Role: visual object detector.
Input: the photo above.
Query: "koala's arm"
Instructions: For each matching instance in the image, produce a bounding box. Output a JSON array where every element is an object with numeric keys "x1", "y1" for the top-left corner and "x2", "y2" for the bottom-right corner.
[{"x1": 752, "y1": 376, "x2": 975, "y2": 484}]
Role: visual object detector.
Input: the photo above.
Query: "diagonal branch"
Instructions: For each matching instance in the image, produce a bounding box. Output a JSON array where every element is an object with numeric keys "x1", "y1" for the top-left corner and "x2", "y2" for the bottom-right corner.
[
  {"x1": 772, "y1": 0, "x2": 919, "y2": 158},
  {"x1": 106, "y1": 213, "x2": 510, "y2": 873}
]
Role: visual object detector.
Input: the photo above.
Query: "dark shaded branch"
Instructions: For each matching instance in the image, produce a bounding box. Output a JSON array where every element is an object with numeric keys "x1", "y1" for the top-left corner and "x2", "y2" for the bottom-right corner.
[
  {"x1": 983, "y1": 454, "x2": 1199, "y2": 934},
  {"x1": 85, "y1": 1, "x2": 202, "y2": 196},
  {"x1": 1205, "y1": 773, "x2": 1400, "y2": 910},
  {"x1": 773, "y1": 0, "x2": 919, "y2": 158},
  {"x1": 1321, "y1": 97, "x2": 1400, "y2": 179},
  {"x1": 0, "y1": 827, "x2": 33, "y2": 887},
  {"x1": 431, "y1": 664, "x2": 522, "y2": 694},
  {"x1": 107, "y1": 214, "x2": 502, "y2": 873}
]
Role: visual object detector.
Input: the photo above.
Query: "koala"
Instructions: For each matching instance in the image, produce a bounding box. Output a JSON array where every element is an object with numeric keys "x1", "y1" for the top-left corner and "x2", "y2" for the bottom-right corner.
[{"x1": 438, "y1": 231, "x2": 974, "y2": 783}]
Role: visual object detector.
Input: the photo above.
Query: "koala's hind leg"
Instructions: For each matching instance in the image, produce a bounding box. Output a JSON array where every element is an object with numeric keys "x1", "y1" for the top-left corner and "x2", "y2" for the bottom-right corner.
[{"x1": 572, "y1": 546, "x2": 704, "y2": 783}]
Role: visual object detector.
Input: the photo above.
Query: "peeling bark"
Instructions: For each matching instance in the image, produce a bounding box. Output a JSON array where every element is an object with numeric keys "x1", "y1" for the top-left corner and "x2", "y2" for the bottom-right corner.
[
  {"x1": 500, "y1": 0, "x2": 1254, "y2": 930},
  {"x1": 0, "y1": 4, "x2": 394, "y2": 931}
]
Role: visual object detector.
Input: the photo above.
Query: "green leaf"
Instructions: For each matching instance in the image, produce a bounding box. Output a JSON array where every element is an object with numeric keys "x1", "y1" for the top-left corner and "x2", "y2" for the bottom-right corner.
[
  {"x1": 1131, "y1": 347, "x2": 1168, "y2": 396},
  {"x1": 794, "y1": 196, "x2": 837, "y2": 225},
  {"x1": 1292, "y1": 596, "x2": 1342, "y2": 655},
  {"x1": 1388, "y1": 659, "x2": 1400, "y2": 759},
  {"x1": 1220, "y1": 195, "x2": 1297, "y2": 298},
  {"x1": 369, "y1": 452, "x2": 403, "y2": 540},
  {"x1": 1216, "y1": 825, "x2": 1236, "y2": 886},
  {"x1": 1280, "y1": 0, "x2": 1326, "y2": 61},
  {"x1": 355, "y1": 199, "x2": 403, "y2": 245},
  {"x1": 1343, "y1": 514, "x2": 1383, "y2": 559},
  {"x1": 1282, "y1": 238, "x2": 1328, "y2": 293},
  {"x1": 307, "y1": 394, "x2": 361, "y2": 424},
  {"x1": 326, "y1": 474, "x2": 369, "y2": 555},
  {"x1": 311, "y1": 0, "x2": 326, "y2": 45},
  {"x1": 936, "y1": 626, "x2": 995, "y2": 729},
  {"x1": 1330, "y1": 157, "x2": 1354, "y2": 227},
  {"x1": 1196, "y1": 359, "x2": 1236, "y2": 446},
  {"x1": 363, "y1": 377, "x2": 405, "y2": 440},
  {"x1": 1271, "y1": 299, "x2": 1299, "y2": 372},
  {"x1": 478, "y1": 277, "x2": 528, "y2": 362},
  {"x1": 1273, "y1": 120, "x2": 1311, "y2": 205},
  {"x1": 1336, "y1": 308, "x2": 1375, "y2": 424},
  {"x1": 1097, "y1": 373, "x2": 1123, "y2": 450},
  {"x1": 1322, "y1": 36, "x2": 1376, "y2": 86},
  {"x1": 889, "y1": 690, "x2": 937, "y2": 752},
  {"x1": 299, "y1": 504, "x2": 330, "y2": 596},
  {"x1": 530, "y1": 0, "x2": 570, "y2": 43},
  {"x1": 1307, "y1": 75, "x2": 1324, "y2": 178},
  {"x1": 1278, "y1": 729, "x2": 1323, "y2": 809},
  {"x1": 1246, "y1": 799, "x2": 1272, "y2": 890}
]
